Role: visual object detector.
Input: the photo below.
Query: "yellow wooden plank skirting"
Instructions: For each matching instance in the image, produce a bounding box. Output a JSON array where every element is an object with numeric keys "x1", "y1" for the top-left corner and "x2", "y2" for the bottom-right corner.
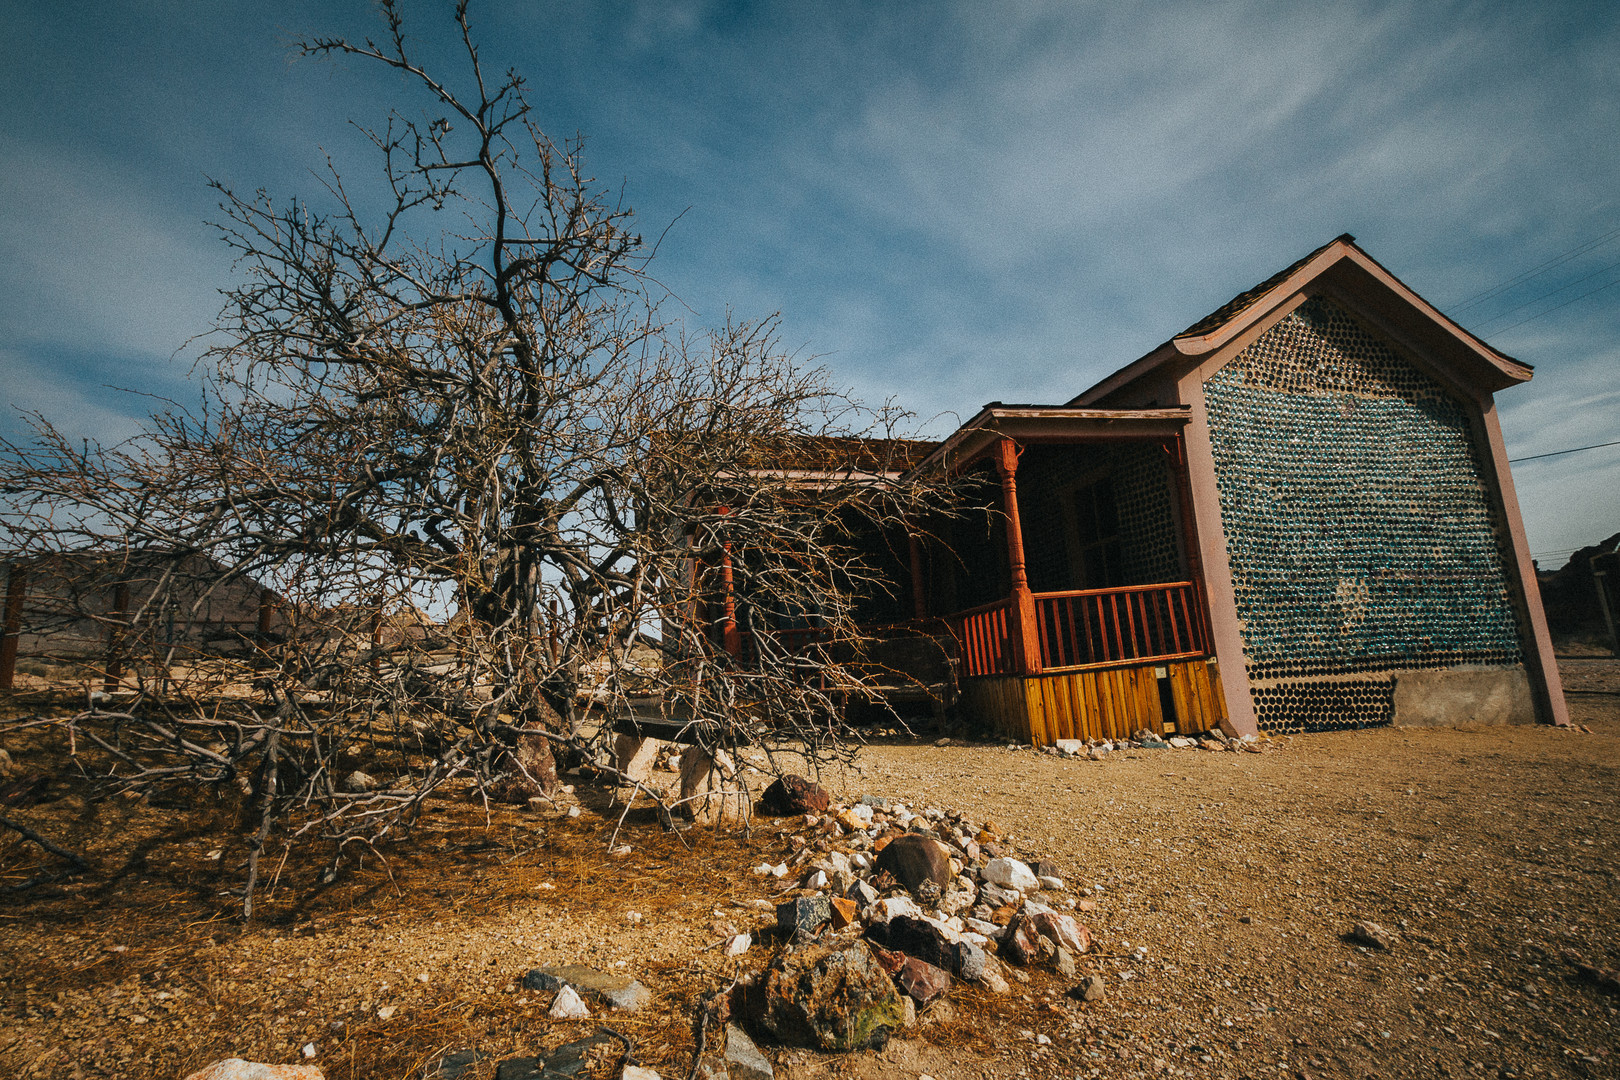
[{"x1": 961, "y1": 658, "x2": 1227, "y2": 745}]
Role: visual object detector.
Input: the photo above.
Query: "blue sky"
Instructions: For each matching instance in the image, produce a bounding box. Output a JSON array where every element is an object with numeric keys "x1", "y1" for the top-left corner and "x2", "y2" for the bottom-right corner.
[{"x1": 2, "y1": 0, "x2": 1616, "y2": 566}]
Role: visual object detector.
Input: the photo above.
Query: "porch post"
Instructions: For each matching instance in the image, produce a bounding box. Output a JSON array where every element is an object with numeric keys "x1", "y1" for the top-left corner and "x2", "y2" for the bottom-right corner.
[
  {"x1": 907, "y1": 530, "x2": 928, "y2": 620},
  {"x1": 994, "y1": 439, "x2": 1042, "y2": 675},
  {"x1": 717, "y1": 507, "x2": 742, "y2": 659}
]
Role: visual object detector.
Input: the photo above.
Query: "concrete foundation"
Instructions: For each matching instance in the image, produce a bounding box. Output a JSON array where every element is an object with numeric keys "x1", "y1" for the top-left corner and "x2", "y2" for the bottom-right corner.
[{"x1": 1392, "y1": 665, "x2": 1534, "y2": 727}]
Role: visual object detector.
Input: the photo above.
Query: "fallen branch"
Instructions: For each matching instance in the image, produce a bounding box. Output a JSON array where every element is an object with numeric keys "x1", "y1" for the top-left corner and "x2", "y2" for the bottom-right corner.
[{"x1": 0, "y1": 810, "x2": 92, "y2": 872}]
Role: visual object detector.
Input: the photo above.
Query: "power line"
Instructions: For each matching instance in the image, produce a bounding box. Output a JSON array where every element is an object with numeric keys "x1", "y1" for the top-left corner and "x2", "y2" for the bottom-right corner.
[
  {"x1": 1472, "y1": 257, "x2": 1620, "y2": 332},
  {"x1": 1452, "y1": 225, "x2": 1620, "y2": 314},
  {"x1": 1509, "y1": 439, "x2": 1620, "y2": 463},
  {"x1": 1489, "y1": 276, "x2": 1620, "y2": 336}
]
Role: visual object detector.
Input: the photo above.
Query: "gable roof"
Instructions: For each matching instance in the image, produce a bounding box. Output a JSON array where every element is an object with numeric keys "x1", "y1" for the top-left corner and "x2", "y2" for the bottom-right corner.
[{"x1": 1070, "y1": 234, "x2": 1534, "y2": 406}]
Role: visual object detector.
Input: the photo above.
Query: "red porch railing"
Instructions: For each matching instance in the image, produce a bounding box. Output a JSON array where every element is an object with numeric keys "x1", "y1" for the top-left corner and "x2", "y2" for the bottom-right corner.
[
  {"x1": 949, "y1": 581, "x2": 1207, "y2": 677},
  {"x1": 1033, "y1": 581, "x2": 1207, "y2": 671},
  {"x1": 950, "y1": 597, "x2": 1018, "y2": 677}
]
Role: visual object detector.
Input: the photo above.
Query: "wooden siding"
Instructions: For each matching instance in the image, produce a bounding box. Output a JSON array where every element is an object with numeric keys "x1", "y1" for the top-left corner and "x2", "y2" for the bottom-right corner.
[{"x1": 961, "y1": 658, "x2": 1227, "y2": 745}]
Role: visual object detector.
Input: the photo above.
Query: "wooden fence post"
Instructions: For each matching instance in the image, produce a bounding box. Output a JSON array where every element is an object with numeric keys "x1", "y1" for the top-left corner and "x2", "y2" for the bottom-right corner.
[{"x1": 104, "y1": 581, "x2": 130, "y2": 694}]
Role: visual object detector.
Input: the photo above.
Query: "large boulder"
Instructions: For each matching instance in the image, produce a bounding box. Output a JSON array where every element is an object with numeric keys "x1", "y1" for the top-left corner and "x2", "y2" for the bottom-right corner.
[
  {"x1": 488, "y1": 726, "x2": 559, "y2": 803},
  {"x1": 760, "y1": 775, "x2": 829, "y2": 816},
  {"x1": 873, "y1": 834, "x2": 954, "y2": 893},
  {"x1": 748, "y1": 937, "x2": 910, "y2": 1051},
  {"x1": 681, "y1": 749, "x2": 750, "y2": 826}
]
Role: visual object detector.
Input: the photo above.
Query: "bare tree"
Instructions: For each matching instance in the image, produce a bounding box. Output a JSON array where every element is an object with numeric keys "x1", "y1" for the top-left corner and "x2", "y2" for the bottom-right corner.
[{"x1": 0, "y1": 1, "x2": 950, "y2": 917}]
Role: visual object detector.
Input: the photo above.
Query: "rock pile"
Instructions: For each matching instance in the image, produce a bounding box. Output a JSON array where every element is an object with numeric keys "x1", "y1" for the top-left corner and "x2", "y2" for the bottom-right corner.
[
  {"x1": 735, "y1": 786, "x2": 1108, "y2": 1050},
  {"x1": 1047, "y1": 728, "x2": 1266, "y2": 757}
]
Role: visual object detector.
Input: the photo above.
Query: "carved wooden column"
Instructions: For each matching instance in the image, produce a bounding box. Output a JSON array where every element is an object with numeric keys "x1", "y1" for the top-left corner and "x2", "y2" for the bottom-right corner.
[
  {"x1": 994, "y1": 439, "x2": 1042, "y2": 676},
  {"x1": 717, "y1": 507, "x2": 742, "y2": 659}
]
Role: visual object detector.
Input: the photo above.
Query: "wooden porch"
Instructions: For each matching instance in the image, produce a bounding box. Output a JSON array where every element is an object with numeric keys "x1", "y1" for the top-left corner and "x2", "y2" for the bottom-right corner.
[{"x1": 914, "y1": 412, "x2": 1229, "y2": 744}]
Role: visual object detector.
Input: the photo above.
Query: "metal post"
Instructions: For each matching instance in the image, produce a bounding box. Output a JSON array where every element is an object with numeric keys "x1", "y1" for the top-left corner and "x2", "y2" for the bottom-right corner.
[{"x1": 0, "y1": 563, "x2": 26, "y2": 692}]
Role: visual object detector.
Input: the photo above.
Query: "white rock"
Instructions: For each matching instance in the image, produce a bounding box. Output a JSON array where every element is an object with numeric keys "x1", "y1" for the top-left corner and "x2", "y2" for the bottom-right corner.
[
  {"x1": 849, "y1": 803, "x2": 874, "y2": 825},
  {"x1": 770, "y1": 863, "x2": 788, "y2": 878},
  {"x1": 983, "y1": 857, "x2": 1039, "y2": 892},
  {"x1": 1053, "y1": 739, "x2": 1084, "y2": 756},
  {"x1": 624, "y1": 911, "x2": 643, "y2": 924},
  {"x1": 1037, "y1": 875, "x2": 1065, "y2": 891},
  {"x1": 181, "y1": 1060, "x2": 325, "y2": 1080},
  {"x1": 850, "y1": 852, "x2": 873, "y2": 871},
  {"x1": 724, "y1": 933, "x2": 752, "y2": 956},
  {"x1": 567, "y1": 806, "x2": 582, "y2": 818},
  {"x1": 870, "y1": 896, "x2": 923, "y2": 923},
  {"x1": 341, "y1": 770, "x2": 380, "y2": 793},
  {"x1": 375, "y1": 1005, "x2": 397, "y2": 1020},
  {"x1": 802, "y1": 869, "x2": 828, "y2": 890},
  {"x1": 964, "y1": 917, "x2": 999, "y2": 936},
  {"x1": 549, "y1": 985, "x2": 589, "y2": 1019},
  {"x1": 300, "y1": 1044, "x2": 317, "y2": 1059},
  {"x1": 753, "y1": 863, "x2": 776, "y2": 876},
  {"x1": 622, "y1": 1067, "x2": 662, "y2": 1080}
]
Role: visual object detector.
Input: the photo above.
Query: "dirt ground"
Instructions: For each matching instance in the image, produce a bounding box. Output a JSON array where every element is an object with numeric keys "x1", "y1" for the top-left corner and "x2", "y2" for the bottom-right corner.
[{"x1": 1, "y1": 663, "x2": 1616, "y2": 1080}]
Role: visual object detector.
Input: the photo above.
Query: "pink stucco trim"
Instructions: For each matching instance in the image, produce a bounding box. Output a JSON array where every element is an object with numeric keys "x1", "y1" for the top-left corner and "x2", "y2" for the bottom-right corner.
[
  {"x1": 1175, "y1": 375, "x2": 1257, "y2": 737},
  {"x1": 1475, "y1": 400, "x2": 1570, "y2": 726}
]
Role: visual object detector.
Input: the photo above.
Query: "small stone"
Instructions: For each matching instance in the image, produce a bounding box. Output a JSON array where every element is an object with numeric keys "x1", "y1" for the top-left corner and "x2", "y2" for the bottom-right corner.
[
  {"x1": 1030, "y1": 911, "x2": 1091, "y2": 954},
  {"x1": 953, "y1": 940, "x2": 988, "y2": 981},
  {"x1": 523, "y1": 965, "x2": 652, "y2": 1011},
  {"x1": 1072, "y1": 974, "x2": 1108, "y2": 1002},
  {"x1": 621, "y1": 1068, "x2": 661, "y2": 1080},
  {"x1": 846, "y1": 879, "x2": 879, "y2": 908},
  {"x1": 802, "y1": 869, "x2": 829, "y2": 890},
  {"x1": 341, "y1": 770, "x2": 380, "y2": 793},
  {"x1": 829, "y1": 897, "x2": 859, "y2": 930},
  {"x1": 869, "y1": 896, "x2": 923, "y2": 923},
  {"x1": 977, "y1": 960, "x2": 1011, "y2": 994},
  {"x1": 761, "y1": 775, "x2": 829, "y2": 815},
  {"x1": 422, "y1": 1049, "x2": 485, "y2": 1079},
  {"x1": 874, "y1": 834, "x2": 955, "y2": 893},
  {"x1": 567, "y1": 806, "x2": 582, "y2": 818},
  {"x1": 978, "y1": 882, "x2": 1022, "y2": 909},
  {"x1": 983, "y1": 857, "x2": 1039, "y2": 892},
  {"x1": 865, "y1": 915, "x2": 956, "y2": 971},
  {"x1": 894, "y1": 956, "x2": 952, "y2": 1004},
  {"x1": 777, "y1": 895, "x2": 832, "y2": 934},
  {"x1": 1037, "y1": 875, "x2": 1065, "y2": 891},
  {"x1": 1052, "y1": 948, "x2": 1077, "y2": 978},
  {"x1": 180, "y1": 1061, "x2": 325, "y2": 1080},
  {"x1": 724, "y1": 1023, "x2": 774, "y2": 1080},
  {"x1": 1348, "y1": 921, "x2": 1396, "y2": 949},
  {"x1": 376, "y1": 1005, "x2": 397, "y2": 1020},
  {"x1": 549, "y1": 985, "x2": 589, "y2": 1019},
  {"x1": 724, "y1": 933, "x2": 752, "y2": 957}
]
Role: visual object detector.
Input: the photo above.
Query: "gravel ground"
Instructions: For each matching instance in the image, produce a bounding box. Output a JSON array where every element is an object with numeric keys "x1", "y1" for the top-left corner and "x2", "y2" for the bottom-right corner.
[{"x1": 1, "y1": 667, "x2": 1615, "y2": 1080}]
